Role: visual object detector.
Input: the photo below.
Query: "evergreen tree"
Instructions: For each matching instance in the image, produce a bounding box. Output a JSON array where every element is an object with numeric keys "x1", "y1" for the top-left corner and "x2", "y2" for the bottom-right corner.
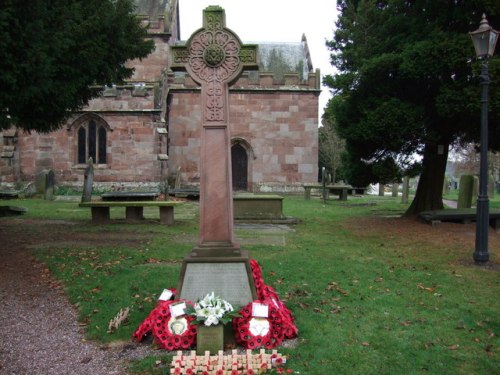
[
  {"x1": 0, "y1": 0, "x2": 154, "y2": 132},
  {"x1": 324, "y1": 0, "x2": 500, "y2": 215}
]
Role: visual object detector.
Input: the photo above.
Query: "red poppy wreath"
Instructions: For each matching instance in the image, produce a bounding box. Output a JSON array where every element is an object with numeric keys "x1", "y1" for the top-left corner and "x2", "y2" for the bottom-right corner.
[{"x1": 133, "y1": 299, "x2": 197, "y2": 351}]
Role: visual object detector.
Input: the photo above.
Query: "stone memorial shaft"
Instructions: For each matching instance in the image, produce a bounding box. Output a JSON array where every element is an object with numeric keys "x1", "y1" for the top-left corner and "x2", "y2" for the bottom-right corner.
[{"x1": 172, "y1": 6, "x2": 258, "y2": 306}]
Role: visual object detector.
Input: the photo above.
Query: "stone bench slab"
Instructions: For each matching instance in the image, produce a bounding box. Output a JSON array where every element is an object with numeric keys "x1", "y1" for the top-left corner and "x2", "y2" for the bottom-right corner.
[
  {"x1": 0, "y1": 190, "x2": 21, "y2": 200},
  {"x1": 79, "y1": 201, "x2": 179, "y2": 225},
  {"x1": 0, "y1": 205, "x2": 28, "y2": 216},
  {"x1": 419, "y1": 208, "x2": 500, "y2": 231},
  {"x1": 101, "y1": 191, "x2": 160, "y2": 201},
  {"x1": 303, "y1": 184, "x2": 359, "y2": 201}
]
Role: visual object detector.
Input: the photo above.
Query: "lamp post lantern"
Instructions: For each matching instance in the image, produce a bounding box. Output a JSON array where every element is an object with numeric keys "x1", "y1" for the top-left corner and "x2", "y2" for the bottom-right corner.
[{"x1": 469, "y1": 14, "x2": 499, "y2": 264}]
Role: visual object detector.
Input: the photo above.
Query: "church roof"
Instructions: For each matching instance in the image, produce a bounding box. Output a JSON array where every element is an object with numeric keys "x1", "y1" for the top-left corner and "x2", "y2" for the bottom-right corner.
[
  {"x1": 175, "y1": 34, "x2": 314, "y2": 81},
  {"x1": 133, "y1": 0, "x2": 170, "y2": 16},
  {"x1": 256, "y1": 34, "x2": 314, "y2": 80}
]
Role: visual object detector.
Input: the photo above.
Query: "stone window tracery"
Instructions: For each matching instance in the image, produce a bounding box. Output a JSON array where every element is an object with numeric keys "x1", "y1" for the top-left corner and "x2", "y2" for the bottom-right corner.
[{"x1": 70, "y1": 114, "x2": 109, "y2": 165}]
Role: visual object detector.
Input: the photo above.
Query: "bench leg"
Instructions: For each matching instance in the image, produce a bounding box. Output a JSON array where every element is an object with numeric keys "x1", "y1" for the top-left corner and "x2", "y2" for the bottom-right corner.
[
  {"x1": 490, "y1": 218, "x2": 499, "y2": 233},
  {"x1": 159, "y1": 206, "x2": 174, "y2": 225},
  {"x1": 91, "y1": 207, "x2": 110, "y2": 224},
  {"x1": 323, "y1": 189, "x2": 330, "y2": 200},
  {"x1": 126, "y1": 206, "x2": 144, "y2": 221}
]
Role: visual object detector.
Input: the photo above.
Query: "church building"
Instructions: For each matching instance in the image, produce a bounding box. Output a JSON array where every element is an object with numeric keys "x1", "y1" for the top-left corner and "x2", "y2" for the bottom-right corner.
[{"x1": 0, "y1": 0, "x2": 319, "y2": 193}]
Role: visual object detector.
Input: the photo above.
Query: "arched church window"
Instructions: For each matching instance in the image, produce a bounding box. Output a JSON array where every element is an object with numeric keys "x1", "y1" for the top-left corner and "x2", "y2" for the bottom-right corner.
[{"x1": 76, "y1": 119, "x2": 107, "y2": 164}]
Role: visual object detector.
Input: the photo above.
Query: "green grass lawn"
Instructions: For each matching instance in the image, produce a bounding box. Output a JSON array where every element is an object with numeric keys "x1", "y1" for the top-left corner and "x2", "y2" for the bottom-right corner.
[{"x1": 3, "y1": 195, "x2": 499, "y2": 374}]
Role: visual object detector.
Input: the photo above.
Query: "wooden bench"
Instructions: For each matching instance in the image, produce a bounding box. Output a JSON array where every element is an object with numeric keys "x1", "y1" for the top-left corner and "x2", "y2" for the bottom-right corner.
[
  {"x1": 79, "y1": 201, "x2": 179, "y2": 225},
  {"x1": 419, "y1": 208, "x2": 500, "y2": 231}
]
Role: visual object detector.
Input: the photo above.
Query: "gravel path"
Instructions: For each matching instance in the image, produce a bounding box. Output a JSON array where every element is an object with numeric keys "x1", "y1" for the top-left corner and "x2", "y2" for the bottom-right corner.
[{"x1": 0, "y1": 220, "x2": 160, "y2": 375}]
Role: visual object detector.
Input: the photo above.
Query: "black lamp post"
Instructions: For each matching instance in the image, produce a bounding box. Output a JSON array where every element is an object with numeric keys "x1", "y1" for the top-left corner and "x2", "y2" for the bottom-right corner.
[{"x1": 469, "y1": 14, "x2": 499, "y2": 263}]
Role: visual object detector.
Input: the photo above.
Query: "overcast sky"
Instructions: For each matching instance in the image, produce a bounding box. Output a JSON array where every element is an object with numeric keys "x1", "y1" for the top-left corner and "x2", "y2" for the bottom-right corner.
[{"x1": 178, "y1": 0, "x2": 339, "y2": 122}]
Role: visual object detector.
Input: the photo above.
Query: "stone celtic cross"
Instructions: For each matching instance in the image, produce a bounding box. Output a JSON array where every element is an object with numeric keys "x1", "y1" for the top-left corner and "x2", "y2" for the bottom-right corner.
[
  {"x1": 172, "y1": 7, "x2": 258, "y2": 306},
  {"x1": 171, "y1": 6, "x2": 258, "y2": 253}
]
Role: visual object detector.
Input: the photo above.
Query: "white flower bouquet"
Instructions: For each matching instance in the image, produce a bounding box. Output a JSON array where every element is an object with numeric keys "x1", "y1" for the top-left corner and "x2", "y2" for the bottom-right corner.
[{"x1": 185, "y1": 292, "x2": 239, "y2": 326}]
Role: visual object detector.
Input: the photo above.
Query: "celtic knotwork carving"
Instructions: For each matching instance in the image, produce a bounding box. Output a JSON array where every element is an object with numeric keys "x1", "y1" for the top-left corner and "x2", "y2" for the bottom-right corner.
[
  {"x1": 172, "y1": 49, "x2": 190, "y2": 64},
  {"x1": 206, "y1": 12, "x2": 223, "y2": 31},
  {"x1": 205, "y1": 81, "x2": 224, "y2": 121},
  {"x1": 188, "y1": 31, "x2": 241, "y2": 83},
  {"x1": 240, "y1": 48, "x2": 257, "y2": 63},
  {"x1": 187, "y1": 29, "x2": 242, "y2": 121}
]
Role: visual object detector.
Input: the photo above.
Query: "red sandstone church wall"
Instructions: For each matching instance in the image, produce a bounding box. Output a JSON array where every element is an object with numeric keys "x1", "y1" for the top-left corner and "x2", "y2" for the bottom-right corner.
[
  {"x1": 167, "y1": 89, "x2": 319, "y2": 193},
  {"x1": 127, "y1": 36, "x2": 170, "y2": 82},
  {"x1": 15, "y1": 113, "x2": 163, "y2": 186}
]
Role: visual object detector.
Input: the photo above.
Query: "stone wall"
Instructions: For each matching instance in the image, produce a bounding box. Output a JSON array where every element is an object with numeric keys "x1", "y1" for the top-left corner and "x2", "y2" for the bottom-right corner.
[
  {"x1": 13, "y1": 113, "x2": 164, "y2": 186},
  {"x1": 167, "y1": 73, "x2": 319, "y2": 192}
]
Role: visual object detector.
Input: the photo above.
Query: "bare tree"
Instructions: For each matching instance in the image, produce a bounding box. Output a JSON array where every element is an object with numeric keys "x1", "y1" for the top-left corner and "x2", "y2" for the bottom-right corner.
[
  {"x1": 319, "y1": 117, "x2": 345, "y2": 183},
  {"x1": 450, "y1": 143, "x2": 498, "y2": 185}
]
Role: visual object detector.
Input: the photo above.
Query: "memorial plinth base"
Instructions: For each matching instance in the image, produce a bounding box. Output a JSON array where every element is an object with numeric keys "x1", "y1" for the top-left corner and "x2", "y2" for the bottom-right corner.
[
  {"x1": 195, "y1": 325, "x2": 220, "y2": 355},
  {"x1": 177, "y1": 249, "x2": 257, "y2": 308}
]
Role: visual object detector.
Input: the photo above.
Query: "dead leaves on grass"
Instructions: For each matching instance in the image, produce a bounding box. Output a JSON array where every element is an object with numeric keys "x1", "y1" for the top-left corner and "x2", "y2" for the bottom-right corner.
[{"x1": 325, "y1": 281, "x2": 348, "y2": 296}]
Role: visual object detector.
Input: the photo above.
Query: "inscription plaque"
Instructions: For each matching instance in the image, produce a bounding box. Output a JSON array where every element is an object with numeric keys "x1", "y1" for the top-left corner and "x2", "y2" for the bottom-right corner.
[{"x1": 180, "y1": 263, "x2": 253, "y2": 307}]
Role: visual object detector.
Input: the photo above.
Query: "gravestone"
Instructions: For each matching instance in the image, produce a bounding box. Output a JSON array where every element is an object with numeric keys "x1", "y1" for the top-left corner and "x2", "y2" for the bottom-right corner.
[
  {"x1": 44, "y1": 170, "x2": 55, "y2": 200},
  {"x1": 81, "y1": 158, "x2": 94, "y2": 203},
  {"x1": 401, "y1": 176, "x2": 409, "y2": 204},
  {"x1": 378, "y1": 183, "x2": 385, "y2": 197},
  {"x1": 391, "y1": 183, "x2": 399, "y2": 197},
  {"x1": 172, "y1": 6, "x2": 258, "y2": 307},
  {"x1": 471, "y1": 176, "x2": 479, "y2": 206},
  {"x1": 35, "y1": 169, "x2": 55, "y2": 200},
  {"x1": 321, "y1": 167, "x2": 327, "y2": 203},
  {"x1": 488, "y1": 175, "x2": 495, "y2": 198},
  {"x1": 458, "y1": 174, "x2": 474, "y2": 209}
]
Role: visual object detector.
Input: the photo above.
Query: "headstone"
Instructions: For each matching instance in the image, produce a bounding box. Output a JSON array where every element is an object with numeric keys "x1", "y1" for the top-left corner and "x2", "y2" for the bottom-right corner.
[
  {"x1": 321, "y1": 167, "x2": 327, "y2": 203},
  {"x1": 378, "y1": 183, "x2": 385, "y2": 197},
  {"x1": 457, "y1": 174, "x2": 474, "y2": 209},
  {"x1": 472, "y1": 175, "x2": 479, "y2": 206},
  {"x1": 81, "y1": 158, "x2": 94, "y2": 202},
  {"x1": 172, "y1": 6, "x2": 258, "y2": 307},
  {"x1": 488, "y1": 175, "x2": 495, "y2": 198},
  {"x1": 489, "y1": 176, "x2": 496, "y2": 197},
  {"x1": 44, "y1": 170, "x2": 55, "y2": 200},
  {"x1": 24, "y1": 182, "x2": 36, "y2": 198},
  {"x1": 35, "y1": 170, "x2": 49, "y2": 195},
  {"x1": 174, "y1": 166, "x2": 182, "y2": 190},
  {"x1": 391, "y1": 183, "x2": 399, "y2": 197},
  {"x1": 401, "y1": 176, "x2": 409, "y2": 204}
]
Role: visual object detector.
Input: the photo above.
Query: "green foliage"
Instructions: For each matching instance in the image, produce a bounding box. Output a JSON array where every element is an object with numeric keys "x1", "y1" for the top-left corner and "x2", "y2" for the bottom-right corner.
[
  {"x1": 0, "y1": 0, "x2": 154, "y2": 132},
  {"x1": 324, "y1": 0, "x2": 500, "y2": 213}
]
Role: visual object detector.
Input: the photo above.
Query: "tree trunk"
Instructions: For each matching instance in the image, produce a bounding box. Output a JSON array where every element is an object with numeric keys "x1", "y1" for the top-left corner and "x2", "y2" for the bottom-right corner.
[{"x1": 404, "y1": 140, "x2": 450, "y2": 216}]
